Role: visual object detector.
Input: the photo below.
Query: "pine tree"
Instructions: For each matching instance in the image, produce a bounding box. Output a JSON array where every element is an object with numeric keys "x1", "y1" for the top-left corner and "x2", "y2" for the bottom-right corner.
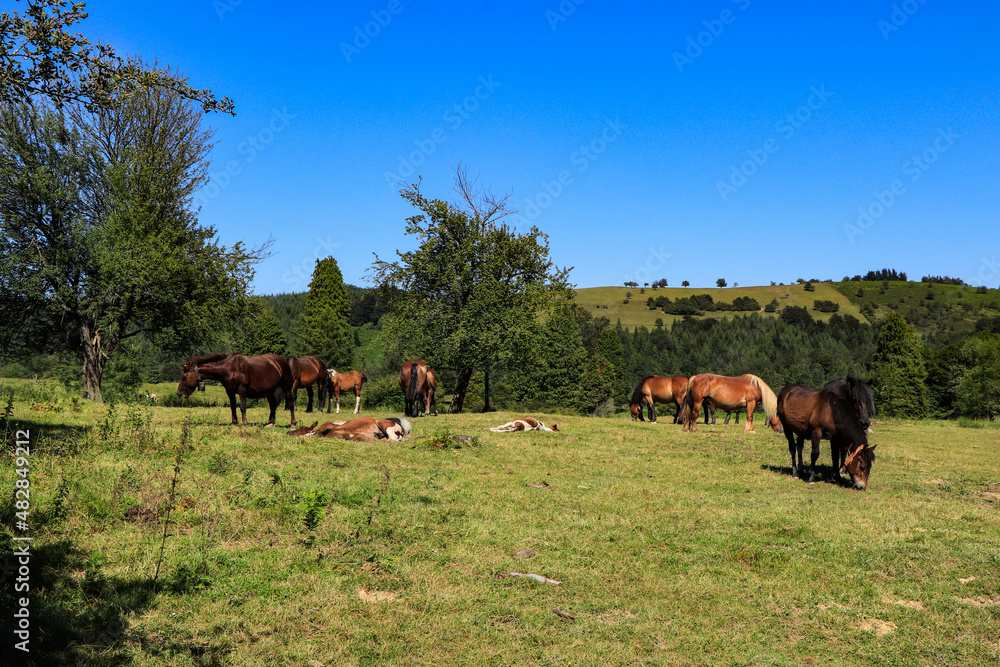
[
  {"x1": 868, "y1": 312, "x2": 928, "y2": 417},
  {"x1": 294, "y1": 257, "x2": 353, "y2": 368},
  {"x1": 233, "y1": 297, "x2": 287, "y2": 356}
]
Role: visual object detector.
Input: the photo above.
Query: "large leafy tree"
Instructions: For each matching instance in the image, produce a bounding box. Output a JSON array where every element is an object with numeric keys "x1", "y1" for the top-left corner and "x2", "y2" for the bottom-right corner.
[
  {"x1": 294, "y1": 257, "x2": 353, "y2": 369},
  {"x1": 1, "y1": 0, "x2": 233, "y2": 114},
  {"x1": 372, "y1": 168, "x2": 573, "y2": 412},
  {"x1": 0, "y1": 94, "x2": 262, "y2": 401},
  {"x1": 232, "y1": 296, "x2": 287, "y2": 357},
  {"x1": 868, "y1": 312, "x2": 928, "y2": 418}
]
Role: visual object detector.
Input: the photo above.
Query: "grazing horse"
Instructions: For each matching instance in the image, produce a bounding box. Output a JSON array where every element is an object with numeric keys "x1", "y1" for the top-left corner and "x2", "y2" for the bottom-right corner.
[
  {"x1": 490, "y1": 418, "x2": 559, "y2": 432},
  {"x1": 288, "y1": 356, "x2": 327, "y2": 413},
  {"x1": 629, "y1": 375, "x2": 688, "y2": 423},
  {"x1": 325, "y1": 369, "x2": 367, "y2": 414},
  {"x1": 399, "y1": 360, "x2": 437, "y2": 418},
  {"x1": 822, "y1": 376, "x2": 876, "y2": 430},
  {"x1": 777, "y1": 384, "x2": 876, "y2": 490},
  {"x1": 680, "y1": 373, "x2": 782, "y2": 433},
  {"x1": 177, "y1": 353, "x2": 295, "y2": 426}
]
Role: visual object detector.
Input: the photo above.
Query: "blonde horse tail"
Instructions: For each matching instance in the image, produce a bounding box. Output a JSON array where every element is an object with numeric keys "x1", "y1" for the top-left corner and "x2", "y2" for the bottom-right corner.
[
  {"x1": 677, "y1": 377, "x2": 695, "y2": 426},
  {"x1": 748, "y1": 374, "x2": 778, "y2": 421}
]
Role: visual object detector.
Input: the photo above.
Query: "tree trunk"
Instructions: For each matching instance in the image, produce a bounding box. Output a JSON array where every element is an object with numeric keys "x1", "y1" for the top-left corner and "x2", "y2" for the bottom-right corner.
[
  {"x1": 80, "y1": 322, "x2": 105, "y2": 403},
  {"x1": 482, "y1": 367, "x2": 493, "y2": 413},
  {"x1": 449, "y1": 366, "x2": 474, "y2": 414}
]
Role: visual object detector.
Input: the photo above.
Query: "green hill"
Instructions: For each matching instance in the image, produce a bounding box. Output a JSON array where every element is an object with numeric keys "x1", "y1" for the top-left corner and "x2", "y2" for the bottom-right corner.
[{"x1": 575, "y1": 282, "x2": 865, "y2": 329}]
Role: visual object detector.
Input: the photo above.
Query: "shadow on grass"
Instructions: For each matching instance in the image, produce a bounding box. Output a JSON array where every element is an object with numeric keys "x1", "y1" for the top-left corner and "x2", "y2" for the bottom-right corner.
[
  {"x1": 760, "y1": 463, "x2": 851, "y2": 486},
  {"x1": 3, "y1": 418, "x2": 93, "y2": 457}
]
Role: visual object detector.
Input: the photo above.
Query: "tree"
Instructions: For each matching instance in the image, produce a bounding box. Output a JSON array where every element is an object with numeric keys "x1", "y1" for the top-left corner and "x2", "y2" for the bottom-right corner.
[
  {"x1": 716, "y1": 278, "x2": 726, "y2": 288},
  {"x1": 233, "y1": 296, "x2": 287, "y2": 356},
  {"x1": 1, "y1": 1, "x2": 233, "y2": 114},
  {"x1": 681, "y1": 280, "x2": 689, "y2": 287},
  {"x1": 868, "y1": 312, "x2": 928, "y2": 418},
  {"x1": 294, "y1": 257, "x2": 353, "y2": 368},
  {"x1": 0, "y1": 95, "x2": 261, "y2": 401},
  {"x1": 372, "y1": 167, "x2": 572, "y2": 412}
]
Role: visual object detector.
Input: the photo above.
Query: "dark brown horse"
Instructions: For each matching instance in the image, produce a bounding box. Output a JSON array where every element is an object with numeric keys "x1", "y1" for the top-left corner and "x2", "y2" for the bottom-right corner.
[
  {"x1": 176, "y1": 353, "x2": 295, "y2": 426},
  {"x1": 288, "y1": 356, "x2": 327, "y2": 413},
  {"x1": 629, "y1": 375, "x2": 688, "y2": 423},
  {"x1": 680, "y1": 373, "x2": 782, "y2": 433},
  {"x1": 399, "y1": 360, "x2": 437, "y2": 418},
  {"x1": 325, "y1": 369, "x2": 367, "y2": 414},
  {"x1": 777, "y1": 383, "x2": 876, "y2": 490}
]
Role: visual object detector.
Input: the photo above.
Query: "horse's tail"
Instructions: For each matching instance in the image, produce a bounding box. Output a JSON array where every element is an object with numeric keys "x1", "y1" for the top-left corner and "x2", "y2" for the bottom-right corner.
[
  {"x1": 678, "y1": 378, "x2": 695, "y2": 425},
  {"x1": 629, "y1": 378, "x2": 648, "y2": 408},
  {"x1": 748, "y1": 374, "x2": 778, "y2": 422},
  {"x1": 273, "y1": 386, "x2": 286, "y2": 408},
  {"x1": 406, "y1": 363, "x2": 421, "y2": 417}
]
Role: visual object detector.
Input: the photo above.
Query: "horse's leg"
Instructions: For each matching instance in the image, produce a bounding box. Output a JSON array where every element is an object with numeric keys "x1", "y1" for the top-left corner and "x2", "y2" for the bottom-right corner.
[
  {"x1": 649, "y1": 399, "x2": 657, "y2": 423},
  {"x1": 723, "y1": 411, "x2": 731, "y2": 425},
  {"x1": 228, "y1": 390, "x2": 239, "y2": 426},
  {"x1": 306, "y1": 385, "x2": 314, "y2": 413},
  {"x1": 735, "y1": 411, "x2": 740, "y2": 424},
  {"x1": 238, "y1": 389, "x2": 248, "y2": 426},
  {"x1": 786, "y1": 431, "x2": 799, "y2": 478},
  {"x1": 335, "y1": 386, "x2": 342, "y2": 414},
  {"x1": 807, "y1": 430, "x2": 822, "y2": 482},
  {"x1": 744, "y1": 399, "x2": 757, "y2": 432},
  {"x1": 286, "y1": 391, "x2": 296, "y2": 427},
  {"x1": 831, "y1": 437, "x2": 845, "y2": 484},
  {"x1": 689, "y1": 399, "x2": 702, "y2": 432},
  {"x1": 267, "y1": 392, "x2": 279, "y2": 426},
  {"x1": 354, "y1": 389, "x2": 361, "y2": 415}
]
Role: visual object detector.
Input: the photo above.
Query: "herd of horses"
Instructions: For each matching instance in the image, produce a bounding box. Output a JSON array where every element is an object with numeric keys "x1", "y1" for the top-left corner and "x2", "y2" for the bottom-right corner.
[
  {"x1": 175, "y1": 352, "x2": 877, "y2": 490},
  {"x1": 628, "y1": 372, "x2": 878, "y2": 490}
]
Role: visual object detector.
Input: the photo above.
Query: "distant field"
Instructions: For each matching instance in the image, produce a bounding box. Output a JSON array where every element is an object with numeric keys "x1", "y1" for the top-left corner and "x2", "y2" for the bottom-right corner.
[{"x1": 575, "y1": 282, "x2": 866, "y2": 329}]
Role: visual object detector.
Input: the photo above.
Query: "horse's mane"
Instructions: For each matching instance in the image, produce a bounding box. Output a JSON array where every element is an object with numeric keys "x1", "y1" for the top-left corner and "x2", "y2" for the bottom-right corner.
[
  {"x1": 745, "y1": 374, "x2": 778, "y2": 420},
  {"x1": 824, "y1": 376, "x2": 876, "y2": 424},
  {"x1": 824, "y1": 389, "x2": 869, "y2": 449},
  {"x1": 630, "y1": 376, "x2": 656, "y2": 406},
  {"x1": 184, "y1": 352, "x2": 232, "y2": 368}
]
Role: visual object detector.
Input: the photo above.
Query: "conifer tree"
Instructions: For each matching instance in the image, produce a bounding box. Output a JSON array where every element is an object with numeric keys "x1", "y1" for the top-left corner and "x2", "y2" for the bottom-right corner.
[
  {"x1": 233, "y1": 297, "x2": 287, "y2": 356},
  {"x1": 294, "y1": 257, "x2": 353, "y2": 368},
  {"x1": 868, "y1": 312, "x2": 928, "y2": 417}
]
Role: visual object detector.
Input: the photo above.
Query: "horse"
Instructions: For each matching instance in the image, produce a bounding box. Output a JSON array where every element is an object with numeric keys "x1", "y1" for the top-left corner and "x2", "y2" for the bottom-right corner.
[
  {"x1": 822, "y1": 376, "x2": 876, "y2": 430},
  {"x1": 177, "y1": 353, "x2": 296, "y2": 426},
  {"x1": 776, "y1": 383, "x2": 876, "y2": 490},
  {"x1": 325, "y1": 369, "x2": 367, "y2": 414},
  {"x1": 287, "y1": 356, "x2": 327, "y2": 413},
  {"x1": 399, "y1": 360, "x2": 437, "y2": 418},
  {"x1": 290, "y1": 416, "x2": 410, "y2": 441},
  {"x1": 490, "y1": 418, "x2": 559, "y2": 432},
  {"x1": 679, "y1": 373, "x2": 782, "y2": 433},
  {"x1": 629, "y1": 375, "x2": 688, "y2": 423}
]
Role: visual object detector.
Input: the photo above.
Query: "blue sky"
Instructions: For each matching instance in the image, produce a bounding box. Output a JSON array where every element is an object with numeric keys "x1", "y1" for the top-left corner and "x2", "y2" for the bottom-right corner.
[{"x1": 79, "y1": 0, "x2": 999, "y2": 293}]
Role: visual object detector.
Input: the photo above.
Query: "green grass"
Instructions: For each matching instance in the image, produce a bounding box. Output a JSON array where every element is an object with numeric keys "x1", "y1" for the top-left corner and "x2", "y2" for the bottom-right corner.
[
  {"x1": 576, "y1": 283, "x2": 866, "y2": 329},
  {"x1": 2, "y1": 383, "x2": 999, "y2": 665}
]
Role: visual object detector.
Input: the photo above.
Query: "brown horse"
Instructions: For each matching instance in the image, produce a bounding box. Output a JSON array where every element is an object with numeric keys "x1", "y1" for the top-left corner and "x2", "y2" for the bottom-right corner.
[
  {"x1": 325, "y1": 369, "x2": 367, "y2": 414},
  {"x1": 399, "y1": 360, "x2": 437, "y2": 418},
  {"x1": 680, "y1": 373, "x2": 782, "y2": 433},
  {"x1": 629, "y1": 375, "x2": 688, "y2": 423},
  {"x1": 176, "y1": 353, "x2": 296, "y2": 426},
  {"x1": 288, "y1": 356, "x2": 327, "y2": 413},
  {"x1": 776, "y1": 384, "x2": 876, "y2": 489}
]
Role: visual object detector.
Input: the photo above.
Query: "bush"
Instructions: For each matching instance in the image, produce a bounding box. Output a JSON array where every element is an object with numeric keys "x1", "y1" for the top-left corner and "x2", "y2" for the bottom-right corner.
[
  {"x1": 813, "y1": 300, "x2": 840, "y2": 313},
  {"x1": 362, "y1": 374, "x2": 406, "y2": 412}
]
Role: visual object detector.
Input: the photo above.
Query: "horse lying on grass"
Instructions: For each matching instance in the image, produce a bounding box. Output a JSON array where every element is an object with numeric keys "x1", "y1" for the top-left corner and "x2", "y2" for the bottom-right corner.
[
  {"x1": 490, "y1": 418, "x2": 559, "y2": 432},
  {"x1": 287, "y1": 416, "x2": 411, "y2": 441}
]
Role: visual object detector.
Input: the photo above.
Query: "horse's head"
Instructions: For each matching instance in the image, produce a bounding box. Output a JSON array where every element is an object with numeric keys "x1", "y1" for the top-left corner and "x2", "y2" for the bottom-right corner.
[
  {"x1": 176, "y1": 365, "x2": 205, "y2": 398},
  {"x1": 768, "y1": 414, "x2": 784, "y2": 433},
  {"x1": 841, "y1": 443, "x2": 876, "y2": 490},
  {"x1": 628, "y1": 402, "x2": 640, "y2": 421}
]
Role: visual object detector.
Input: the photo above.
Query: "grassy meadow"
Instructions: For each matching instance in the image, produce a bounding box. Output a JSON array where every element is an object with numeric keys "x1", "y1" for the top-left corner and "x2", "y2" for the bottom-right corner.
[
  {"x1": 574, "y1": 283, "x2": 865, "y2": 329},
  {"x1": 2, "y1": 378, "x2": 999, "y2": 666}
]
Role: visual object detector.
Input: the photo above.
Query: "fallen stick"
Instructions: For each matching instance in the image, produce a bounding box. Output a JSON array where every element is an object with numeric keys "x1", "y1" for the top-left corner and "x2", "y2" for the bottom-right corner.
[{"x1": 500, "y1": 571, "x2": 562, "y2": 585}]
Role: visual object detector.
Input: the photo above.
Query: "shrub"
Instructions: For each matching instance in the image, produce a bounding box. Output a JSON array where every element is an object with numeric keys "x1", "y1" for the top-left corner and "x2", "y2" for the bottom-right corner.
[{"x1": 362, "y1": 374, "x2": 406, "y2": 411}]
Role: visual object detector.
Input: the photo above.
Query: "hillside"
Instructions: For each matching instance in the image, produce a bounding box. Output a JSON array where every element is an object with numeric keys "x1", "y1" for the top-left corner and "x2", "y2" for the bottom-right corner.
[{"x1": 574, "y1": 282, "x2": 865, "y2": 329}]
